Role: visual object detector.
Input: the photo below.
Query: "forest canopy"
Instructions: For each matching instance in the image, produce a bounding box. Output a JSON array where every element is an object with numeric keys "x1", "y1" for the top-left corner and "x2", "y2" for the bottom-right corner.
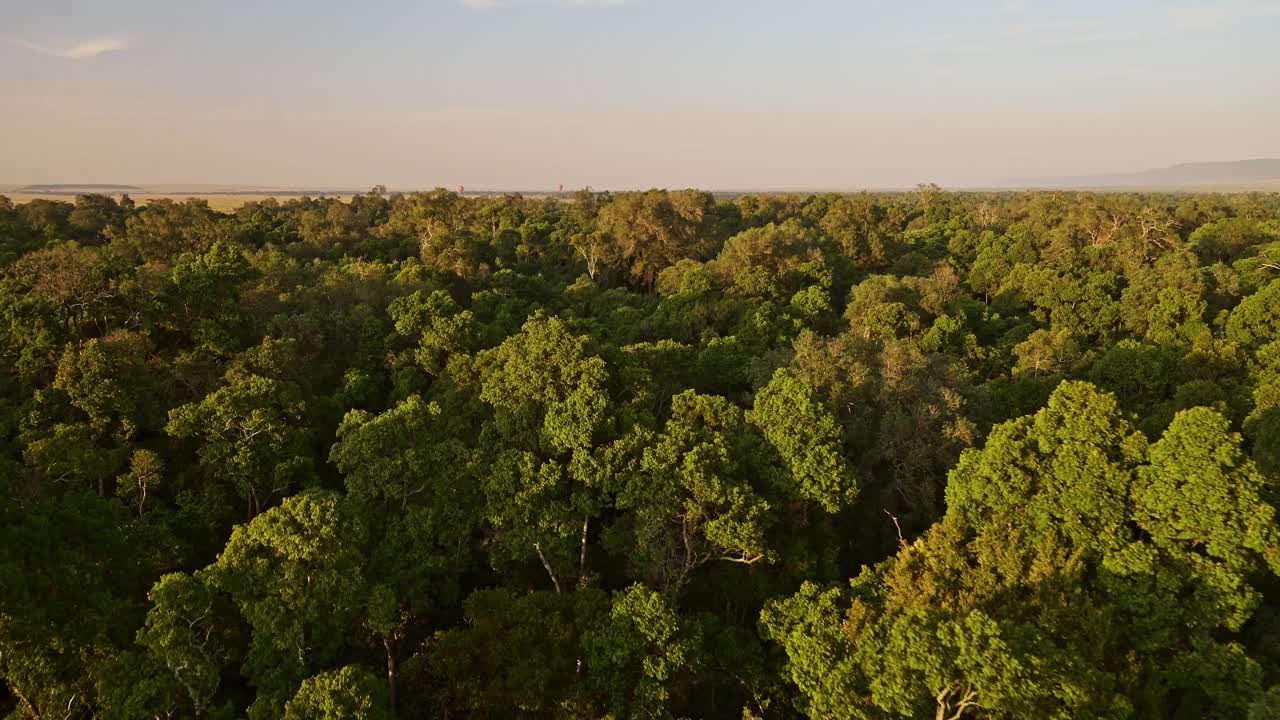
[{"x1": 2, "y1": 187, "x2": 1280, "y2": 719}]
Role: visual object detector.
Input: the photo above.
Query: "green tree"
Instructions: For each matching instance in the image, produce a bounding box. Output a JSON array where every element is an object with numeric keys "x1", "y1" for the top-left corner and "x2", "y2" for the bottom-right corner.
[
  {"x1": 137, "y1": 572, "x2": 237, "y2": 717},
  {"x1": 423, "y1": 588, "x2": 610, "y2": 716},
  {"x1": 710, "y1": 221, "x2": 824, "y2": 302},
  {"x1": 1190, "y1": 217, "x2": 1270, "y2": 264},
  {"x1": 166, "y1": 241, "x2": 256, "y2": 353},
  {"x1": 117, "y1": 448, "x2": 164, "y2": 515},
  {"x1": 166, "y1": 356, "x2": 313, "y2": 518},
  {"x1": 200, "y1": 490, "x2": 368, "y2": 719},
  {"x1": 612, "y1": 392, "x2": 773, "y2": 595},
  {"x1": 329, "y1": 394, "x2": 480, "y2": 707},
  {"x1": 283, "y1": 666, "x2": 392, "y2": 720},
  {"x1": 0, "y1": 492, "x2": 156, "y2": 719},
  {"x1": 766, "y1": 382, "x2": 1280, "y2": 720},
  {"x1": 1227, "y1": 280, "x2": 1280, "y2": 349},
  {"x1": 475, "y1": 313, "x2": 612, "y2": 589},
  {"x1": 388, "y1": 289, "x2": 475, "y2": 375},
  {"x1": 585, "y1": 584, "x2": 701, "y2": 719},
  {"x1": 748, "y1": 369, "x2": 856, "y2": 512},
  {"x1": 596, "y1": 190, "x2": 719, "y2": 289},
  {"x1": 1145, "y1": 287, "x2": 1212, "y2": 349}
]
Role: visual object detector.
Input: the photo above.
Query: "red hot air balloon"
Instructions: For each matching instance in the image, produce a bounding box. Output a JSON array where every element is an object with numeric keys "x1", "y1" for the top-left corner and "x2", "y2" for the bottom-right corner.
[{"x1": 457, "y1": 185, "x2": 464, "y2": 194}]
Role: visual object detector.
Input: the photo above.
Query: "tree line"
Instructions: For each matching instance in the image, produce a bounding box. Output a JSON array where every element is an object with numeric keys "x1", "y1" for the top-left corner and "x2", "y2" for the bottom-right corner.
[{"x1": 1, "y1": 186, "x2": 1279, "y2": 718}]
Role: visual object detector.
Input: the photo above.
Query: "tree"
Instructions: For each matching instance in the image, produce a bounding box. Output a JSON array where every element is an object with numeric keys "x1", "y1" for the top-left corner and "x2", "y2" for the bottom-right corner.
[
  {"x1": 7, "y1": 188, "x2": 1280, "y2": 720},
  {"x1": 585, "y1": 584, "x2": 701, "y2": 718},
  {"x1": 0, "y1": 492, "x2": 157, "y2": 719},
  {"x1": 1086, "y1": 340, "x2": 1176, "y2": 418},
  {"x1": 388, "y1": 289, "x2": 475, "y2": 375},
  {"x1": 1015, "y1": 266, "x2": 1122, "y2": 342},
  {"x1": 570, "y1": 229, "x2": 622, "y2": 282},
  {"x1": 137, "y1": 573, "x2": 236, "y2": 717},
  {"x1": 819, "y1": 194, "x2": 898, "y2": 269},
  {"x1": 1145, "y1": 287, "x2": 1212, "y2": 349},
  {"x1": 14, "y1": 241, "x2": 125, "y2": 336},
  {"x1": 709, "y1": 221, "x2": 824, "y2": 301},
  {"x1": 27, "y1": 331, "x2": 159, "y2": 498},
  {"x1": 165, "y1": 241, "x2": 256, "y2": 353},
  {"x1": 68, "y1": 193, "x2": 128, "y2": 243},
  {"x1": 786, "y1": 332, "x2": 975, "y2": 536},
  {"x1": 21, "y1": 416, "x2": 127, "y2": 500},
  {"x1": 477, "y1": 312, "x2": 609, "y2": 454},
  {"x1": 967, "y1": 227, "x2": 1037, "y2": 299},
  {"x1": 766, "y1": 382, "x2": 1280, "y2": 719},
  {"x1": 612, "y1": 392, "x2": 773, "y2": 596},
  {"x1": 329, "y1": 394, "x2": 479, "y2": 707},
  {"x1": 116, "y1": 198, "x2": 226, "y2": 263},
  {"x1": 1190, "y1": 217, "x2": 1270, "y2": 264},
  {"x1": 199, "y1": 490, "x2": 369, "y2": 719},
  {"x1": 596, "y1": 190, "x2": 718, "y2": 289},
  {"x1": 475, "y1": 312, "x2": 613, "y2": 589},
  {"x1": 748, "y1": 369, "x2": 856, "y2": 513},
  {"x1": 1227, "y1": 280, "x2": 1280, "y2": 349},
  {"x1": 1136, "y1": 408, "x2": 1280, "y2": 580},
  {"x1": 283, "y1": 666, "x2": 392, "y2": 720},
  {"x1": 117, "y1": 448, "x2": 163, "y2": 515},
  {"x1": 1011, "y1": 328, "x2": 1081, "y2": 377},
  {"x1": 54, "y1": 331, "x2": 153, "y2": 444},
  {"x1": 166, "y1": 354, "x2": 313, "y2": 518},
  {"x1": 423, "y1": 588, "x2": 610, "y2": 715},
  {"x1": 845, "y1": 275, "x2": 924, "y2": 340}
]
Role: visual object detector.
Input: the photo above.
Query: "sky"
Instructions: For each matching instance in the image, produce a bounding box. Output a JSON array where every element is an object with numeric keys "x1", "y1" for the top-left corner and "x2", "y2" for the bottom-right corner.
[{"x1": 2, "y1": 0, "x2": 1279, "y2": 190}]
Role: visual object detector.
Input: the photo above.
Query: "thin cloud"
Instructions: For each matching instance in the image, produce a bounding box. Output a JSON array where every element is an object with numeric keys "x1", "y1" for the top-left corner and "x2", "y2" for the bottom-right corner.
[
  {"x1": 923, "y1": 2, "x2": 1280, "y2": 54},
  {"x1": 14, "y1": 34, "x2": 131, "y2": 59},
  {"x1": 461, "y1": 0, "x2": 625, "y2": 8},
  {"x1": 1158, "y1": 2, "x2": 1280, "y2": 33},
  {"x1": 921, "y1": 2, "x2": 1280, "y2": 56},
  {"x1": 920, "y1": 21, "x2": 1139, "y2": 53}
]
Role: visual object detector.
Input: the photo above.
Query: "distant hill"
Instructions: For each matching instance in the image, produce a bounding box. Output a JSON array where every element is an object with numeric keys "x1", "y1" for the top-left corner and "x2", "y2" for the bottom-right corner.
[
  {"x1": 16, "y1": 183, "x2": 142, "y2": 193},
  {"x1": 1013, "y1": 159, "x2": 1280, "y2": 190}
]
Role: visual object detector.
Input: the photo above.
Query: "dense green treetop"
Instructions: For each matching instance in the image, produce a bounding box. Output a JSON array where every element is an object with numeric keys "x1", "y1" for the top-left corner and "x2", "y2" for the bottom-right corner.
[{"x1": 1, "y1": 188, "x2": 1279, "y2": 718}]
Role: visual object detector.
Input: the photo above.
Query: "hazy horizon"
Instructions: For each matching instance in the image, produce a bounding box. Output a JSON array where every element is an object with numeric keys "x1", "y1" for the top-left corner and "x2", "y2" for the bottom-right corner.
[{"x1": 4, "y1": 0, "x2": 1280, "y2": 190}]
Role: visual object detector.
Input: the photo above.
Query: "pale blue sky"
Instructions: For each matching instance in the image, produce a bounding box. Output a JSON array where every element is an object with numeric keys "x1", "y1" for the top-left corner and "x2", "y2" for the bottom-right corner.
[{"x1": 3, "y1": 0, "x2": 1278, "y2": 189}]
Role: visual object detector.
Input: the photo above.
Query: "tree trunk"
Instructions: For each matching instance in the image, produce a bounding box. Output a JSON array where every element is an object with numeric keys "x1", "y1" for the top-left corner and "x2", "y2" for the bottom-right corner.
[
  {"x1": 578, "y1": 514, "x2": 590, "y2": 581},
  {"x1": 935, "y1": 684, "x2": 978, "y2": 720},
  {"x1": 534, "y1": 543, "x2": 562, "y2": 593},
  {"x1": 12, "y1": 686, "x2": 41, "y2": 720},
  {"x1": 384, "y1": 634, "x2": 398, "y2": 710}
]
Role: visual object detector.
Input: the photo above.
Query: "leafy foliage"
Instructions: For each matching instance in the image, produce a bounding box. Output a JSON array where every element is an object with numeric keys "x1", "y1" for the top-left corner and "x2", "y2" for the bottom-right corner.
[{"x1": 1, "y1": 188, "x2": 1279, "y2": 719}]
